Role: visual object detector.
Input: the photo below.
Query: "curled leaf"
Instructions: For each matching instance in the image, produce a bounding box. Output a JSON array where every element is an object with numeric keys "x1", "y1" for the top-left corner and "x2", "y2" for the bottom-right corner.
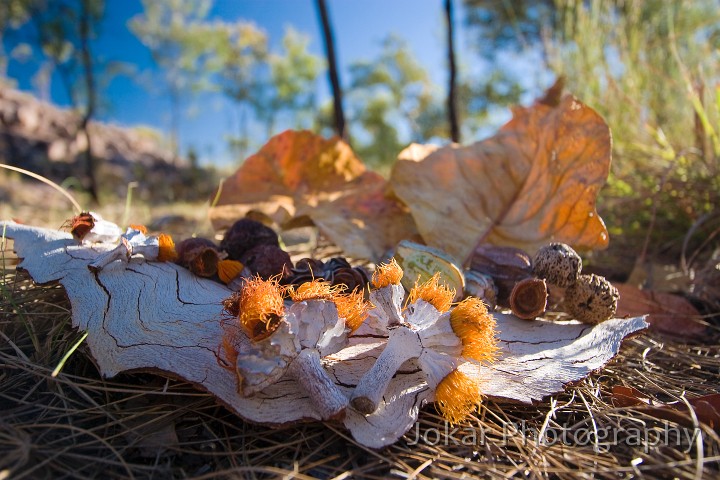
[
  {"x1": 209, "y1": 130, "x2": 417, "y2": 260},
  {"x1": 390, "y1": 93, "x2": 611, "y2": 264}
]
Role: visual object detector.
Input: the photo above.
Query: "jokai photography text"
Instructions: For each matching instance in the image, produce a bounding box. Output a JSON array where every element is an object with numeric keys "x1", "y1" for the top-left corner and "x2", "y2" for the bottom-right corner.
[{"x1": 407, "y1": 419, "x2": 704, "y2": 453}]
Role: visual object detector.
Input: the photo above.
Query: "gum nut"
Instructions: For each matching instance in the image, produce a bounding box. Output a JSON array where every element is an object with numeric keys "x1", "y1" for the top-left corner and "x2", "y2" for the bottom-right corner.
[
  {"x1": 239, "y1": 244, "x2": 292, "y2": 279},
  {"x1": 220, "y1": 218, "x2": 280, "y2": 260},
  {"x1": 564, "y1": 274, "x2": 619, "y2": 324},
  {"x1": 533, "y1": 243, "x2": 582, "y2": 288},
  {"x1": 175, "y1": 237, "x2": 220, "y2": 277},
  {"x1": 509, "y1": 277, "x2": 548, "y2": 320}
]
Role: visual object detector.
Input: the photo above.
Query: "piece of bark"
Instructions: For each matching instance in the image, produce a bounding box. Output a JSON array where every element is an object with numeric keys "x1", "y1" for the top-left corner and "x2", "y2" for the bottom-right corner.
[{"x1": 1, "y1": 221, "x2": 647, "y2": 448}]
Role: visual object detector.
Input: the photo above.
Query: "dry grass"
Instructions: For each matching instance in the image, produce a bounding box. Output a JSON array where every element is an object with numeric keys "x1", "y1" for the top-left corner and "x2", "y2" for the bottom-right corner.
[{"x1": 2, "y1": 245, "x2": 720, "y2": 479}]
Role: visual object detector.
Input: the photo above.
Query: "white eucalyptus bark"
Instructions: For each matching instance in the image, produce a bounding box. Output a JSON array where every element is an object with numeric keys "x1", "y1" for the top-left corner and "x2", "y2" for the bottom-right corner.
[{"x1": 1, "y1": 222, "x2": 649, "y2": 448}]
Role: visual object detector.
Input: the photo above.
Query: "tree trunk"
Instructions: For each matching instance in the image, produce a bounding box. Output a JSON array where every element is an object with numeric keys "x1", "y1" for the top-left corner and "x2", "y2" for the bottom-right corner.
[
  {"x1": 445, "y1": 0, "x2": 460, "y2": 143},
  {"x1": 79, "y1": 0, "x2": 99, "y2": 204},
  {"x1": 315, "y1": 0, "x2": 347, "y2": 141}
]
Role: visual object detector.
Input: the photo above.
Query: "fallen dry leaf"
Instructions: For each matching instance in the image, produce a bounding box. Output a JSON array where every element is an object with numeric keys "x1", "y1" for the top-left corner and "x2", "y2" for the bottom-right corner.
[
  {"x1": 611, "y1": 386, "x2": 720, "y2": 433},
  {"x1": 209, "y1": 130, "x2": 417, "y2": 261},
  {"x1": 390, "y1": 93, "x2": 611, "y2": 265},
  {"x1": 614, "y1": 283, "x2": 706, "y2": 339},
  {"x1": 2, "y1": 221, "x2": 647, "y2": 448}
]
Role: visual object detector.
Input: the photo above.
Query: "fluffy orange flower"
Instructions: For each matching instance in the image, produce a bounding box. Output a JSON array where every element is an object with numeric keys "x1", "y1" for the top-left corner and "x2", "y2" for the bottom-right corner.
[
  {"x1": 157, "y1": 233, "x2": 178, "y2": 262},
  {"x1": 408, "y1": 273, "x2": 455, "y2": 313},
  {"x1": 371, "y1": 258, "x2": 403, "y2": 288},
  {"x1": 287, "y1": 279, "x2": 338, "y2": 302},
  {"x1": 238, "y1": 277, "x2": 285, "y2": 340},
  {"x1": 435, "y1": 369, "x2": 481, "y2": 424},
  {"x1": 334, "y1": 288, "x2": 370, "y2": 332},
  {"x1": 449, "y1": 297, "x2": 498, "y2": 363}
]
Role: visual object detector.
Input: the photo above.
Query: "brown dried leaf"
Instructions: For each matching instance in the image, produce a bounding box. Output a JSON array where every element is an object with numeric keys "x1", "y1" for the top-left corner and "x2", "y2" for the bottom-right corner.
[
  {"x1": 390, "y1": 94, "x2": 611, "y2": 265},
  {"x1": 209, "y1": 130, "x2": 416, "y2": 260},
  {"x1": 614, "y1": 283, "x2": 706, "y2": 339},
  {"x1": 611, "y1": 386, "x2": 720, "y2": 433}
]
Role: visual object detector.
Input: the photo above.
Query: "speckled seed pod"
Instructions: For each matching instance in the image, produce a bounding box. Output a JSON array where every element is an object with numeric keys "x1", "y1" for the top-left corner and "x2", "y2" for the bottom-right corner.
[
  {"x1": 220, "y1": 218, "x2": 280, "y2": 261},
  {"x1": 564, "y1": 274, "x2": 619, "y2": 324},
  {"x1": 533, "y1": 243, "x2": 582, "y2": 288},
  {"x1": 239, "y1": 244, "x2": 292, "y2": 280}
]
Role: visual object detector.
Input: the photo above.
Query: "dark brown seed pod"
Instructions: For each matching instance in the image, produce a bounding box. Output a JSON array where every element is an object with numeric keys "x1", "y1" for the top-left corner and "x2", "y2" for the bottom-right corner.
[
  {"x1": 294, "y1": 258, "x2": 326, "y2": 275},
  {"x1": 470, "y1": 245, "x2": 533, "y2": 306},
  {"x1": 509, "y1": 277, "x2": 548, "y2": 320},
  {"x1": 330, "y1": 266, "x2": 369, "y2": 293},
  {"x1": 564, "y1": 274, "x2": 619, "y2": 324},
  {"x1": 220, "y1": 218, "x2": 280, "y2": 260},
  {"x1": 283, "y1": 258, "x2": 326, "y2": 285},
  {"x1": 239, "y1": 244, "x2": 292, "y2": 280},
  {"x1": 533, "y1": 243, "x2": 582, "y2": 288},
  {"x1": 176, "y1": 237, "x2": 221, "y2": 277}
]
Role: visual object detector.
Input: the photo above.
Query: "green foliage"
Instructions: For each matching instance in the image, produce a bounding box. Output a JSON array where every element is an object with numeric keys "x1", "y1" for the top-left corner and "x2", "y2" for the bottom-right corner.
[
  {"x1": 347, "y1": 35, "x2": 436, "y2": 170},
  {"x1": 252, "y1": 28, "x2": 323, "y2": 135},
  {"x1": 463, "y1": 0, "x2": 555, "y2": 56},
  {"x1": 0, "y1": 0, "x2": 32, "y2": 78},
  {"x1": 129, "y1": 0, "x2": 217, "y2": 154},
  {"x1": 547, "y1": 0, "x2": 720, "y2": 256}
]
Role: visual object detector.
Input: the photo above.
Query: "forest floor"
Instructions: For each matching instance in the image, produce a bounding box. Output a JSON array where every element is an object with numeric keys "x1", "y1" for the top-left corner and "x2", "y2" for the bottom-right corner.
[{"x1": 1, "y1": 176, "x2": 719, "y2": 479}]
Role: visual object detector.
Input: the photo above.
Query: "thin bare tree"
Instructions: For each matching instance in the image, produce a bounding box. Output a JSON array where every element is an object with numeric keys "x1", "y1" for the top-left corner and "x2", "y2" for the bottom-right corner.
[
  {"x1": 315, "y1": 0, "x2": 347, "y2": 140},
  {"x1": 445, "y1": 0, "x2": 460, "y2": 143}
]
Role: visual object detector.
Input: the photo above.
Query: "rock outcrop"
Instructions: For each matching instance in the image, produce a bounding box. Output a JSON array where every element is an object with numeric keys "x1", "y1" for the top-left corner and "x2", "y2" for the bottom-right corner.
[{"x1": 0, "y1": 86, "x2": 214, "y2": 201}]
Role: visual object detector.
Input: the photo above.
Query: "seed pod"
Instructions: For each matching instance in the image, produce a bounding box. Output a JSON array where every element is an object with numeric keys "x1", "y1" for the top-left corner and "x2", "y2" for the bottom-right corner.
[
  {"x1": 176, "y1": 237, "x2": 221, "y2": 277},
  {"x1": 464, "y1": 271, "x2": 498, "y2": 310},
  {"x1": 533, "y1": 243, "x2": 582, "y2": 288},
  {"x1": 564, "y1": 274, "x2": 619, "y2": 324},
  {"x1": 330, "y1": 266, "x2": 369, "y2": 293},
  {"x1": 239, "y1": 244, "x2": 292, "y2": 280},
  {"x1": 65, "y1": 211, "x2": 122, "y2": 243},
  {"x1": 470, "y1": 245, "x2": 533, "y2": 305},
  {"x1": 509, "y1": 277, "x2": 548, "y2": 320},
  {"x1": 220, "y1": 218, "x2": 280, "y2": 260}
]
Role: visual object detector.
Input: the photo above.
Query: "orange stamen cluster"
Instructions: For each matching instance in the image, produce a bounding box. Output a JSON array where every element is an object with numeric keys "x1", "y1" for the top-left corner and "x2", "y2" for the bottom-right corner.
[
  {"x1": 408, "y1": 273, "x2": 455, "y2": 313},
  {"x1": 449, "y1": 297, "x2": 498, "y2": 363},
  {"x1": 129, "y1": 224, "x2": 148, "y2": 234},
  {"x1": 218, "y1": 328, "x2": 240, "y2": 373},
  {"x1": 238, "y1": 277, "x2": 285, "y2": 341},
  {"x1": 334, "y1": 288, "x2": 370, "y2": 332},
  {"x1": 157, "y1": 234, "x2": 178, "y2": 262},
  {"x1": 288, "y1": 279, "x2": 370, "y2": 332},
  {"x1": 287, "y1": 279, "x2": 338, "y2": 302},
  {"x1": 218, "y1": 259, "x2": 244, "y2": 284},
  {"x1": 371, "y1": 258, "x2": 403, "y2": 288},
  {"x1": 435, "y1": 369, "x2": 481, "y2": 424}
]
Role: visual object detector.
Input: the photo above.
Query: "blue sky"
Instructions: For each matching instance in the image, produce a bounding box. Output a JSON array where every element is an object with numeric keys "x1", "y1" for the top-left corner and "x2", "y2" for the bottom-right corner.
[{"x1": 5, "y1": 0, "x2": 549, "y2": 166}]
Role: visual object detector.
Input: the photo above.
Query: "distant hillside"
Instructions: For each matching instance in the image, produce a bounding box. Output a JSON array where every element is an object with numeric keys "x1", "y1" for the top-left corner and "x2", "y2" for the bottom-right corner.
[{"x1": 0, "y1": 86, "x2": 217, "y2": 201}]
